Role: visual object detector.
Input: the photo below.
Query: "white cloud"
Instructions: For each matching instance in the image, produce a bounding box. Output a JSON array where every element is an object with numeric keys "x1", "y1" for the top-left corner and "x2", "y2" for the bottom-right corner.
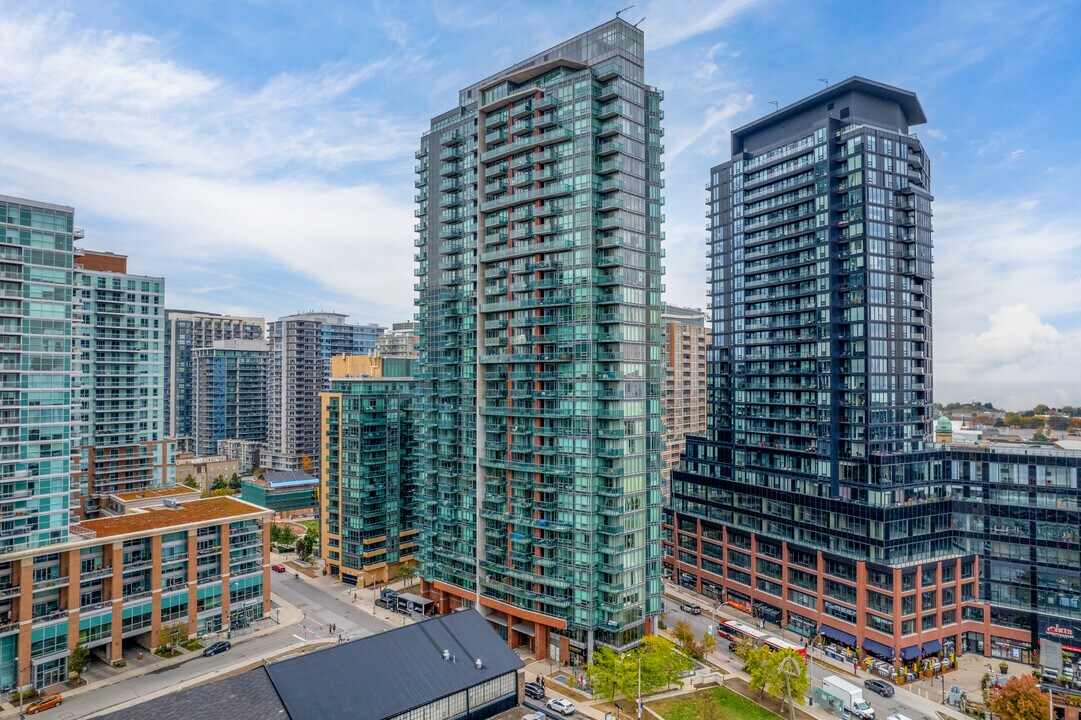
[
  {"x1": 639, "y1": 0, "x2": 766, "y2": 50},
  {"x1": 0, "y1": 10, "x2": 420, "y2": 322},
  {"x1": 924, "y1": 128, "x2": 948, "y2": 140},
  {"x1": 950, "y1": 305, "x2": 1063, "y2": 370}
]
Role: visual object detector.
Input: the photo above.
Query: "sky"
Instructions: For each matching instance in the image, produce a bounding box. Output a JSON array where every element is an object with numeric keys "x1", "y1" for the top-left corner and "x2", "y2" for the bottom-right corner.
[{"x1": 1, "y1": 0, "x2": 1079, "y2": 409}]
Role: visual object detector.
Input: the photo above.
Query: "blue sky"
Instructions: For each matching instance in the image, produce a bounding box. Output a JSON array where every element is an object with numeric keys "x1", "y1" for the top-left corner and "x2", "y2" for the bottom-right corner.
[{"x1": 1, "y1": 0, "x2": 1079, "y2": 408}]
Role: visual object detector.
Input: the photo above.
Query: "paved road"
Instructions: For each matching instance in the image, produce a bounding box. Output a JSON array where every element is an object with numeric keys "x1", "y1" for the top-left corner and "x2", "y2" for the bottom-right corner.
[
  {"x1": 664, "y1": 599, "x2": 948, "y2": 720},
  {"x1": 47, "y1": 574, "x2": 394, "y2": 720},
  {"x1": 272, "y1": 572, "x2": 394, "y2": 641}
]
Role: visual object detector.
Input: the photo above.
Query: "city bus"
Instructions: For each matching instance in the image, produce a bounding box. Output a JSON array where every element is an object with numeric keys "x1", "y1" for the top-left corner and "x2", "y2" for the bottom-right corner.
[
  {"x1": 721, "y1": 619, "x2": 769, "y2": 643},
  {"x1": 764, "y1": 635, "x2": 808, "y2": 661}
]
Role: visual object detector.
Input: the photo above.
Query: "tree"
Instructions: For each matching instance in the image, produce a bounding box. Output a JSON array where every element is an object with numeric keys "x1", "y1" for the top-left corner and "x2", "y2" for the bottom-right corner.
[
  {"x1": 585, "y1": 646, "x2": 628, "y2": 707},
  {"x1": 270, "y1": 524, "x2": 297, "y2": 548},
  {"x1": 762, "y1": 650, "x2": 810, "y2": 720},
  {"x1": 1032, "y1": 432, "x2": 1051, "y2": 443},
  {"x1": 743, "y1": 645, "x2": 772, "y2": 696},
  {"x1": 182, "y1": 474, "x2": 199, "y2": 490},
  {"x1": 228, "y1": 472, "x2": 242, "y2": 493},
  {"x1": 638, "y1": 636, "x2": 694, "y2": 691},
  {"x1": 395, "y1": 563, "x2": 416, "y2": 587},
  {"x1": 300, "y1": 454, "x2": 314, "y2": 475},
  {"x1": 210, "y1": 475, "x2": 228, "y2": 491},
  {"x1": 1047, "y1": 415, "x2": 1071, "y2": 431},
  {"x1": 296, "y1": 526, "x2": 318, "y2": 561},
  {"x1": 69, "y1": 644, "x2": 91, "y2": 675},
  {"x1": 987, "y1": 675, "x2": 1049, "y2": 720},
  {"x1": 1034, "y1": 404, "x2": 1050, "y2": 416},
  {"x1": 672, "y1": 619, "x2": 715, "y2": 660}
]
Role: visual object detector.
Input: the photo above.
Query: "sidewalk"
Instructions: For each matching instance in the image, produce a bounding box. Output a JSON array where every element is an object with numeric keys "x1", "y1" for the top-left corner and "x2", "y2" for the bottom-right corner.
[
  {"x1": 662, "y1": 581, "x2": 972, "y2": 720},
  {"x1": 0, "y1": 591, "x2": 304, "y2": 717},
  {"x1": 286, "y1": 556, "x2": 425, "y2": 627}
]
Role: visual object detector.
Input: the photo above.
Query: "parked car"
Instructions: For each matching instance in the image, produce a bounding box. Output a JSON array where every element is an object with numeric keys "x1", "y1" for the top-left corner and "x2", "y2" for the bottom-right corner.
[
  {"x1": 271, "y1": 564, "x2": 286, "y2": 573},
  {"x1": 521, "y1": 713, "x2": 547, "y2": 720},
  {"x1": 546, "y1": 698, "x2": 575, "y2": 716},
  {"x1": 202, "y1": 641, "x2": 232, "y2": 657},
  {"x1": 524, "y1": 681, "x2": 545, "y2": 699},
  {"x1": 680, "y1": 603, "x2": 702, "y2": 615},
  {"x1": 864, "y1": 678, "x2": 894, "y2": 697},
  {"x1": 25, "y1": 694, "x2": 62, "y2": 714}
]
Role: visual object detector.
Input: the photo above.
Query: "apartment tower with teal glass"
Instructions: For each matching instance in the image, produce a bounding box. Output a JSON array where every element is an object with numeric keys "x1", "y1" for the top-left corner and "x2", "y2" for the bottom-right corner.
[
  {"x1": 0, "y1": 195, "x2": 75, "y2": 552},
  {"x1": 414, "y1": 18, "x2": 665, "y2": 662}
]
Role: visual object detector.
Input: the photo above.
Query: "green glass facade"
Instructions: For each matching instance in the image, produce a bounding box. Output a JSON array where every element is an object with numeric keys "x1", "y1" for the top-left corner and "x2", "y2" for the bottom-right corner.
[
  {"x1": 414, "y1": 19, "x2": 665, "y2": 656},
  {"x1": 322, "y1": 364, "x2": 416, "y2": 584},
  {"x1": 192, "y1": 340, "x2": 268, "y2": 455},
  {"x1": 0, "y1": 195, "x2": 74, "y2": 552}
]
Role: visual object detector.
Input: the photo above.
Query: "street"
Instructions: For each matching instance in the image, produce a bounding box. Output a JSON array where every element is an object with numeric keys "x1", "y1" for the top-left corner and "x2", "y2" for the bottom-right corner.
[
  {"x1": 663, "y1": 597, "x2": 952, "y2": 720},
  {"x1": 48, "y1": 573, "x2": 394, "y2": 720}
]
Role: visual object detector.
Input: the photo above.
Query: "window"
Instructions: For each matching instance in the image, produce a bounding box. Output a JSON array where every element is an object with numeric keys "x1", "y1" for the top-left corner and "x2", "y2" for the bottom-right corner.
[
  {"x1": 867, "y1": 613, "x2": 893, "y2": 634},
  {"x1": 824, "y1": 600, "x2": 857, "y2": 624},
  {"x1": 902, "y1": 595, "x2": 916, "y2": 615},
  {"x1": 901, "y1": 619, "x2": 915, "y2": 635},
  {"x1": 922, "y1": 590, "x2": 937, "y2": 611},
  {"x1": 922, "y1": 614, "x2": 937, "y2": 631},
  {"x1": 942, "y1": 586, "x2": 955, "y2": 607},
  {"x1": 922, "y1": 566, "x2": 937, "y2": 587},
  {"x1": 788, "y1": 589, "x2": 817, "y2": 609},
  {"x1": 942, "y1": 610, "x2": 956, "y2": 625},
  {"x1": 757, "y1": 558, "x2": 782, "y2": 579},
  {"x1": 825, "y1": 579, "x2": 857, "y2": 605},
  {"x1": 963, "y1": 606, "x2": 985, "y2": 622},
  {"x1": 942, "y1": 563, "x2": 955, "y2": 583},
  {"x1": 757, "y1": 578, "x2": 782, "y2": 596},
  {"x1": 962, "y1": 561, "x2": 974, "y2": 579},
  {"x1": 962, "y1": 583, "x2": 975, "y2": 602}
]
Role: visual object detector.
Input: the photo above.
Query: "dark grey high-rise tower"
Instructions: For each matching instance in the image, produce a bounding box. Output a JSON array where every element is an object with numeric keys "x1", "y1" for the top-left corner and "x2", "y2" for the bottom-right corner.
[
  {"x1": 667, "y1": 79, "x2": 955, "y2": 655},
  {"x1": 414, "y1": 18, "x2": 666, "y2": 661}
]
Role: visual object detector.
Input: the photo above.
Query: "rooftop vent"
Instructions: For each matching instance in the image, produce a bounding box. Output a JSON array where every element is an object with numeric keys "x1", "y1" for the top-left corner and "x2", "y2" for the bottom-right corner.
[{"x1": 475, "y1": 658, "x2": 483, "y2": 669}]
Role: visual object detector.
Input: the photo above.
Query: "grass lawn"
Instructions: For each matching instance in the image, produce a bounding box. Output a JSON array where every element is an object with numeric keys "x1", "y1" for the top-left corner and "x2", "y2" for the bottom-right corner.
[
  {"x1": 649, "y1": 686, "x2": 781, "y2": 720},
  {"x1": 297, "y1": 519, "x2": 318, "y2": 533}
]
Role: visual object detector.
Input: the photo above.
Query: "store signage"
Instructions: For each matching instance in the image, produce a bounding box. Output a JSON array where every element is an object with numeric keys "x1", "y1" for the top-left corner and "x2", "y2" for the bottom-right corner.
[
  {"x1": 1047, "y1": 625, "x2": 1074, "y2": 639},
  {"x1": 726, "y1": 599, "x2": 751, "y2": 614}
]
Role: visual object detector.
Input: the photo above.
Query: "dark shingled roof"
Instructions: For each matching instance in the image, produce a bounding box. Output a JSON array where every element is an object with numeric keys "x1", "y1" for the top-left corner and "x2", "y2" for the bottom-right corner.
[
  {"x1": 266, "y1": 609, "x2": 523, "y2": 720},
  {"x1": 94, "y1": 666, "x2": 286, "y2": 720}
]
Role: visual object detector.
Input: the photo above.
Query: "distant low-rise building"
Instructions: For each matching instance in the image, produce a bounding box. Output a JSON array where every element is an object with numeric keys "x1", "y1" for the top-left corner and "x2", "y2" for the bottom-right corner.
[
  {"x1": 217, "y1": 438, "x2": 263, "y2": 474},
  {"x1": 240, "y1": 470, "x2": 318, "y2": 516},
  {"x1": 175, "y1": 452, "x2": 239, "y2": 491}
]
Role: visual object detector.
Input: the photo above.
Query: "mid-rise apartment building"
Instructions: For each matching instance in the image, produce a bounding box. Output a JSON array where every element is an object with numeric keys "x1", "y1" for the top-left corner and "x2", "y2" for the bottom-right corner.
[
  {"x1": 0, "y1": 195, "x2": 75, "y2": 552},
  {"x1": 164, "y1": 311, "x2": 264, "y2": 440},
  {"x1": 0, "y1": 493, "x2": 271, "y2": 690},
  {"x1": 191, "y1": 339, "x2": 268, "y2": 456},
  {"x1": 413, "y1": 18, "x2": 665, "y2": 663},
  {"x1": 321, "y1": 356, "x2": 417, "y2": 585},
  {"x1": 72, "y1": 249, "x2": 173, "y2": 517},
  {"x1": 374, "y1": 321, "x2": 419, "y2": 358},
  {"x1": 661, "y1": 304, "x2": 708, "y2": 497},
  {"x1": 264, "y1": 312, "x2": 385, "y2": 474},
  {"x1": 216, "y1": 439, "x2": 262, "y2": 475}
]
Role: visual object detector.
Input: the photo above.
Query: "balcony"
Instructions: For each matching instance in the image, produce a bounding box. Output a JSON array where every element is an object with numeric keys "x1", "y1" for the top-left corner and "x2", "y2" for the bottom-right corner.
[
  {"x1": 33, "y1": 576, "x2": 69, "y2": 592},
  {"x1": 81, "y1": 566, "x2": 113, "y2": 581}
]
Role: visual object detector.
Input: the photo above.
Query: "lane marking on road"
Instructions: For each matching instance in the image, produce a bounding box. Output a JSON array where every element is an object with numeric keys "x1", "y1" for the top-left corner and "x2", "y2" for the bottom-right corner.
[{"x1": 292, "y1": 634, "x2": 306, "y2": 642}]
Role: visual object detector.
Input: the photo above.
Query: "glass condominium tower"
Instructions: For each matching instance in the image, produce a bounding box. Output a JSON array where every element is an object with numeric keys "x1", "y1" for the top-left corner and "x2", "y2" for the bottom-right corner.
[
  {"x1": 0, "y1": 195, "x2": 75, "y2": 551},
  {"x1": 667, "y1": 79, "x2": 950, "y2": 652},
  {"x1": 414, "y1": 18, "x2": 665, "y2": 662}
]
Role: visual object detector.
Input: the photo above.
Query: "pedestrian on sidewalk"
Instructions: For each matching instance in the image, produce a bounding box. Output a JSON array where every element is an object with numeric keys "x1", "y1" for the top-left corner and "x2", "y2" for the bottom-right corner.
[{"x1": 540, "y1": 676, "x2": 545, "y2": 689}]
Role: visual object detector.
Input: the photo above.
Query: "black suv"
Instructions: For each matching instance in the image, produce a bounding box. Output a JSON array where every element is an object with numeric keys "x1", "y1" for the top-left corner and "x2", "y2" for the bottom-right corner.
[
  {"x1": 680, "y1": 603, "x2": 702, "y2": 615},
  {"x1": 524, "y1": 682, "x2": 545, "y2": 699},
  {"x1": 864, "y1": 678, "x2": 894, "y2": 697}
]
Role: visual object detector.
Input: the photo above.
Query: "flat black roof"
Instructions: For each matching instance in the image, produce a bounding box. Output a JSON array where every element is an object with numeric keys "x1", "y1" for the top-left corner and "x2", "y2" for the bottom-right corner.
[
  {"x1": 94, "y1": 666, "x2": 286, "y2": 720},
  {"x1": 732, "y1": 76, "x2": 926, "y2": 139},
  {"x1": 266, "y1": 609, "x2": 523, "y2": 720}
]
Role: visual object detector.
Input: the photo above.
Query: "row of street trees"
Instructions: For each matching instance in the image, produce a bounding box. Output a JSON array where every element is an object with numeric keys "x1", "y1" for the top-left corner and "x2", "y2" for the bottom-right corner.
[{"x1": 587, "y1": 636, "x2": 695, "y2": 715}]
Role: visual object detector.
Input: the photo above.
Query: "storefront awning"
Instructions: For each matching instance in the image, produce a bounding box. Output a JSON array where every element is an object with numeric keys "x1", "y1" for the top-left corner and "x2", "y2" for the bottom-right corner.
[
  {"x1": 862, "y1": 637, "x2": 894, "y2": 660},
  {"x1": 922, "y1": 639, "x2": 943, "y2": 655},
  {"x1": 819, "y1": 623, "x2": 856, "y2": 646},
  {"x1": 901, "y1": 644, "x2": 921, "y2": 660}
]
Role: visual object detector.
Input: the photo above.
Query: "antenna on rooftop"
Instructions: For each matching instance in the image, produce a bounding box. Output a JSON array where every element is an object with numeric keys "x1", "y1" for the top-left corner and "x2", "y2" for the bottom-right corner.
[
  {"x1": 819, "y1": 78, "x2": 829, "y2": 87},
  {"x1": 769, "y1": 100, "x2": 779, "y2": 111},
  {"x1": 634, "y1": 17, "x2": 645, "y2": 27},
  {"x1": 616, "y1": 4, "x2": 636, "y2": 17}
]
